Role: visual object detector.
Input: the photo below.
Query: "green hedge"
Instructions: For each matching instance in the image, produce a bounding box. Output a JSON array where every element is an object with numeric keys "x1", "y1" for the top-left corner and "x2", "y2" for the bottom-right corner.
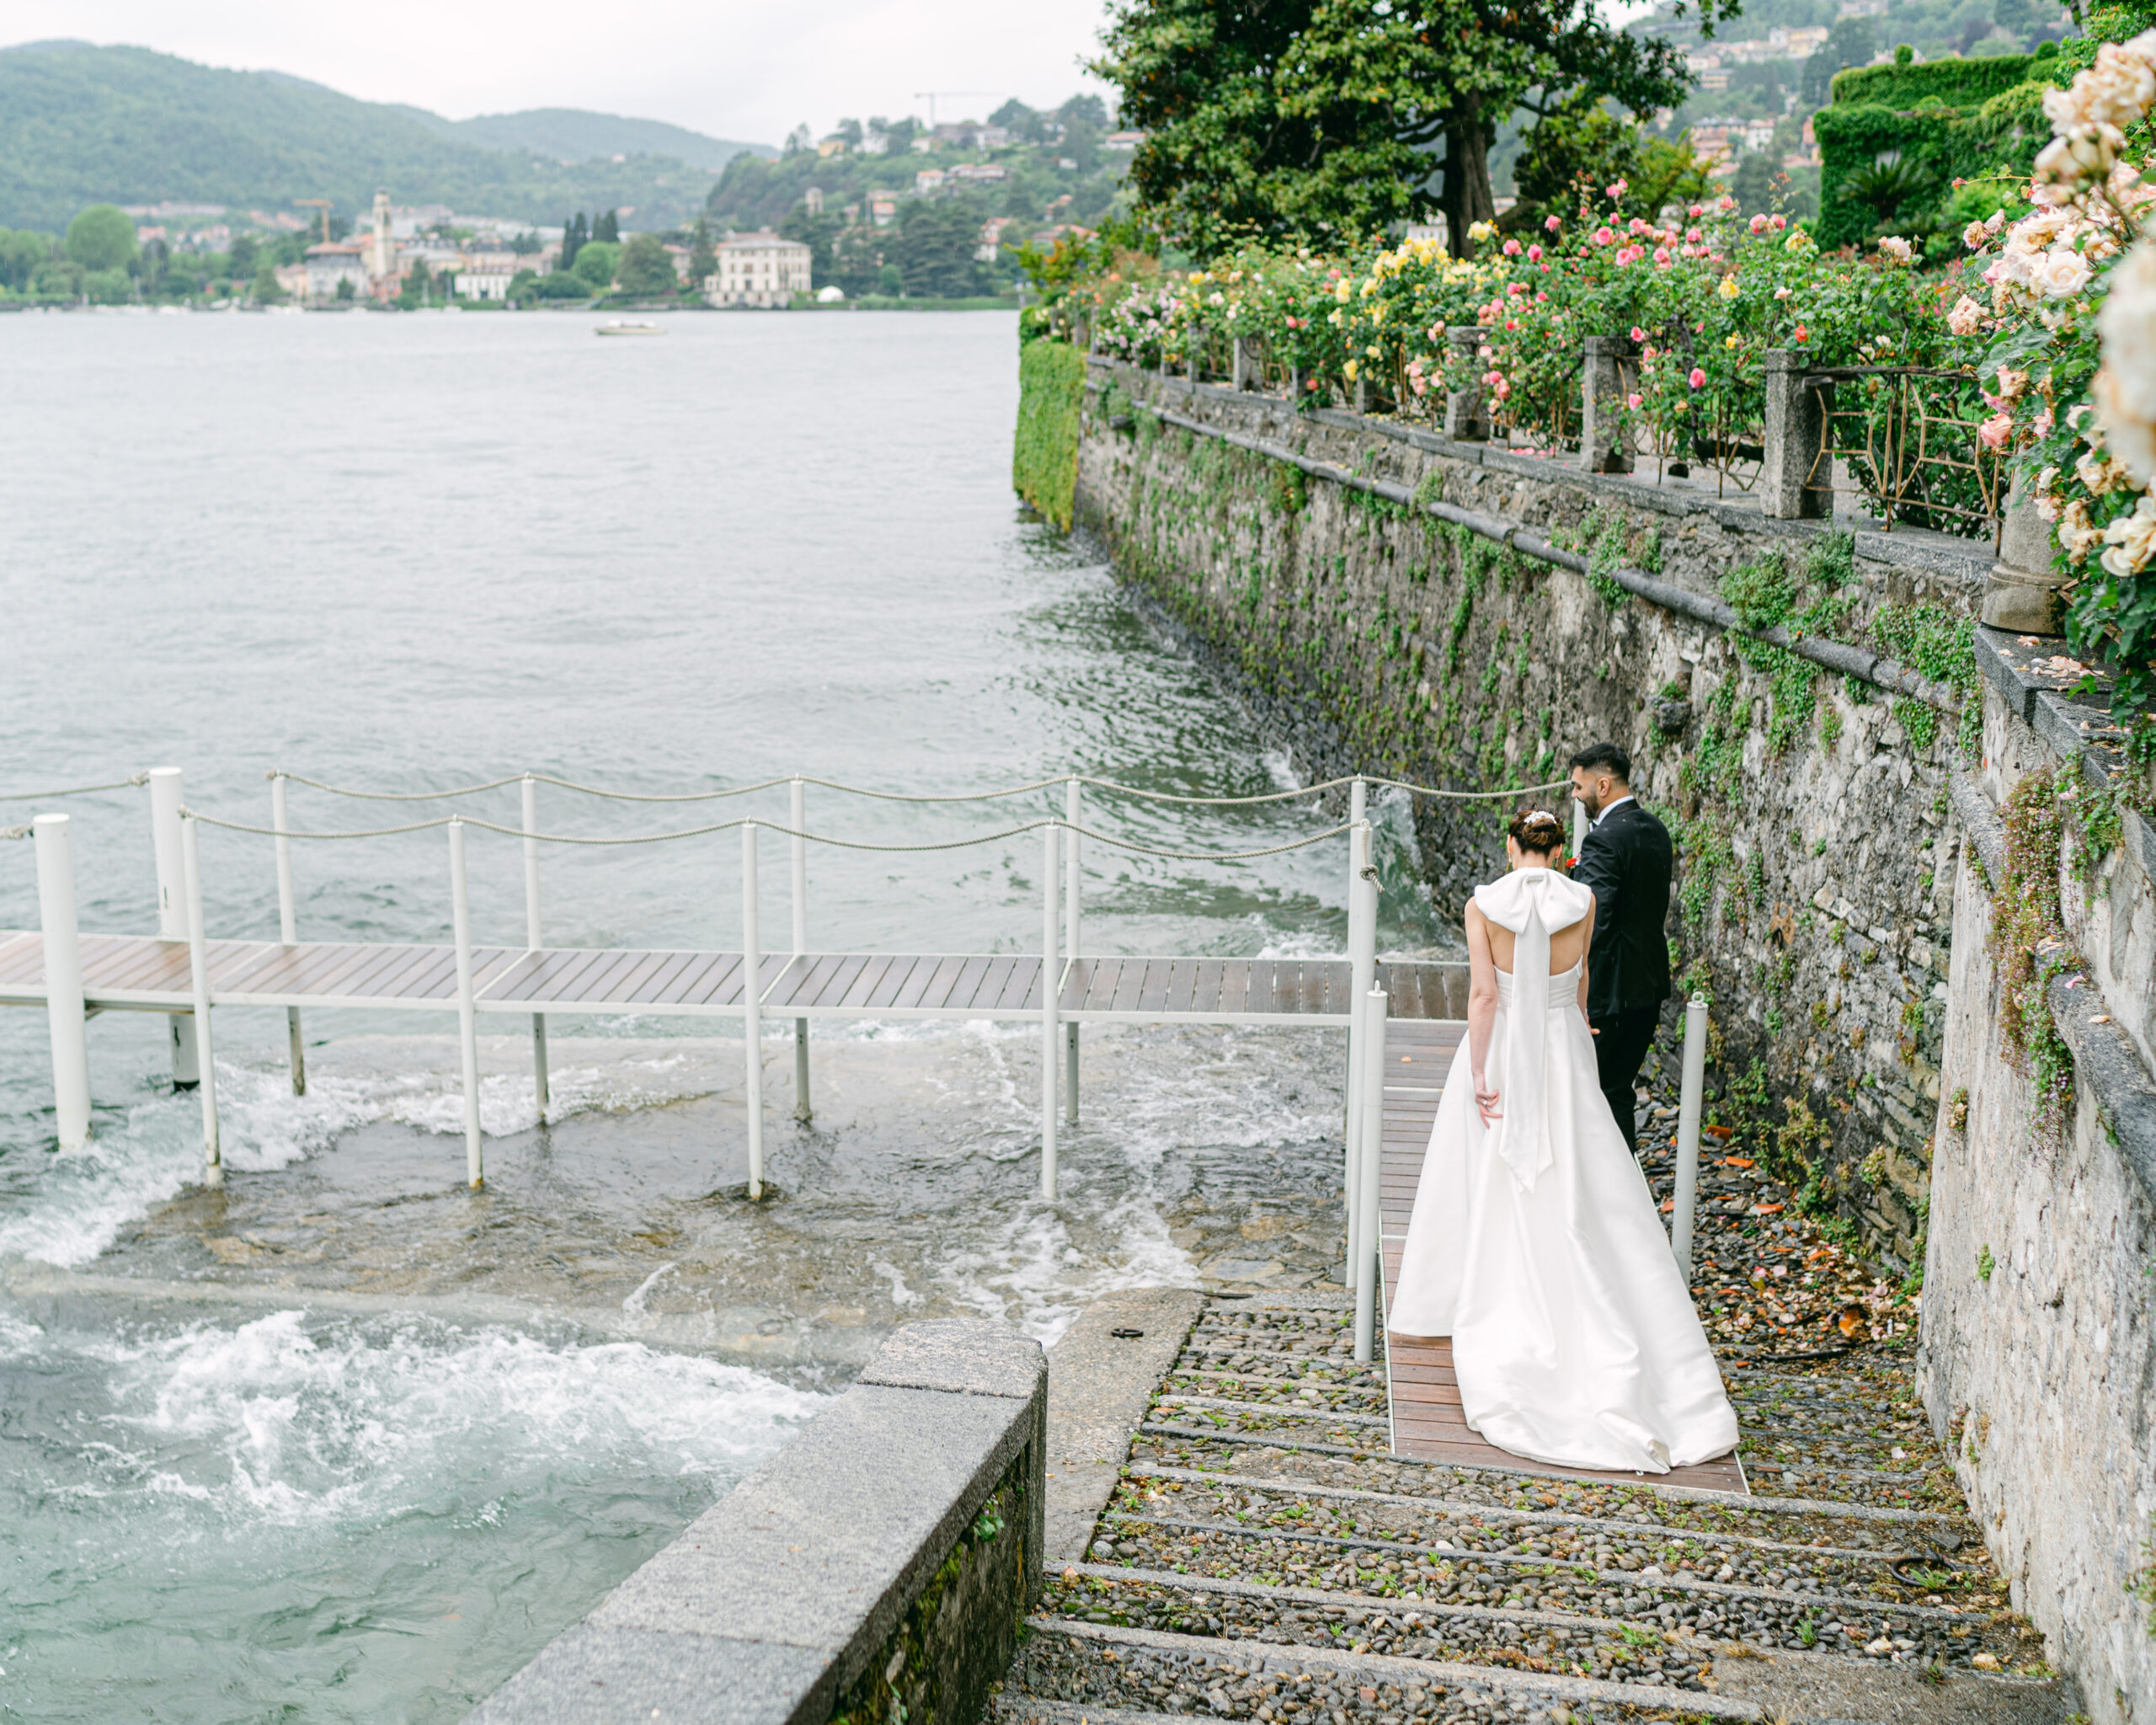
[
  {"x1": 1814, "y1": 48, "x2": 2065, "y2": 251},
  {"x1": 1828, "y1": 52, "x2": 2039, "y2": 109},
  {"x1": 1013, "y1": 339, "x2": 1086, "y2": 532}
]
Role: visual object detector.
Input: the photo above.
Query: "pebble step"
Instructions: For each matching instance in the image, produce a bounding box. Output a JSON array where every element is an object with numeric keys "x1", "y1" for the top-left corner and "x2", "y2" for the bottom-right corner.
[
  {"x1": 1070, "y1": 1524, "x2": 2014, "y2": 1670},
  {"x1": 998, "y1": 1287, "x2": 2073, "y2": 1724},
  {"x1": 1002, "y1": 1615, "x2": 1753, "y2": 1723}
]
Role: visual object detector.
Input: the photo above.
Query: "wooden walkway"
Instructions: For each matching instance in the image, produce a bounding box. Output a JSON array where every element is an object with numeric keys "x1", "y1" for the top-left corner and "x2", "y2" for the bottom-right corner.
[
  {"x1": 0, "y1": 930, "x2": 1470, "y2": 1025},
  {"x1": 1377, "y1": 1017, "x2": 1748, "y2": 1493}
]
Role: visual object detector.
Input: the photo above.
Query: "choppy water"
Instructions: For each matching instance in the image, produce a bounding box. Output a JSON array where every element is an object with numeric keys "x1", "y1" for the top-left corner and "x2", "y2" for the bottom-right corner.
[{"x1": 0, "y1": 307, "x2": 1447, "y2": 1721}]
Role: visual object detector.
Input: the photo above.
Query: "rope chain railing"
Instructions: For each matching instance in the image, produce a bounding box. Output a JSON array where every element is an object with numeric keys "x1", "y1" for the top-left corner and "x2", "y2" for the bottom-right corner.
[
  {"x1": 0, "y1": 771, "x2": 150, "y2": 804},
  {"x1": 264, "y1": 766, "x2": 1569, "y2": 808},
  {"x1": 182, "y1": 804, "x2": 1356, "y2": 865}
]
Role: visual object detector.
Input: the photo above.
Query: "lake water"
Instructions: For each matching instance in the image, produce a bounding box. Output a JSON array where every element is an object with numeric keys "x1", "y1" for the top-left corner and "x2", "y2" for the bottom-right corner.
[{"x1": 0, "y1": 307, "x2": 1449, "y2": 1721}]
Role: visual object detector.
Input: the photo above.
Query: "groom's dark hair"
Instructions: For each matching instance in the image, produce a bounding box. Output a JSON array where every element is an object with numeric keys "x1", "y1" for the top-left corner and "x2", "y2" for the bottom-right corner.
[{"x1": 1569, "y1": 742, "x2": 1631, "y2": 782}]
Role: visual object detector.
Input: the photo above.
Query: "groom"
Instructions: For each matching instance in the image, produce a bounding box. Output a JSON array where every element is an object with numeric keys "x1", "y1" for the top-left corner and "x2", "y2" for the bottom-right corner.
[{"x1": 1567, "y1": 744, "x2": 1672, "y2": 1156}]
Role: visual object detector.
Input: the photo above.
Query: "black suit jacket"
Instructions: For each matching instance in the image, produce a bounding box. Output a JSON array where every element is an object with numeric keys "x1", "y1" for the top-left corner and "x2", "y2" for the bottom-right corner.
[{"x1": 1572, "y1": 799, "x2": 1673, "y2": 1021}]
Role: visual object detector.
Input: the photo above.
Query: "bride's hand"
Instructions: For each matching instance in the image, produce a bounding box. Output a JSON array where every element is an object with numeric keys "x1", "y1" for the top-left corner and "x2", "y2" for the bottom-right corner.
[{"x1": 1472, "y1": 1073, "x2": 1502, "y2": 1127}]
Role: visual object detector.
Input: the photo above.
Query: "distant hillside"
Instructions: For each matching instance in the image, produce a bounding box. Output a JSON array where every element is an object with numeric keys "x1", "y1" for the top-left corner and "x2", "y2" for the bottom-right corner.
[
  {"x1": 0, "y1": 40, "x2": 774, "y2": 232},
  {"x1": 400, "y1": 106, "x2": 772, "y2": 173}
]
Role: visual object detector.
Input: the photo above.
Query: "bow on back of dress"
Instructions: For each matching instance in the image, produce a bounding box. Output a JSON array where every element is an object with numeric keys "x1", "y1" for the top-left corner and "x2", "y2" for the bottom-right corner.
[{"x1": 1471, "y1": 867, "x2": 1593, "y2": 1191}]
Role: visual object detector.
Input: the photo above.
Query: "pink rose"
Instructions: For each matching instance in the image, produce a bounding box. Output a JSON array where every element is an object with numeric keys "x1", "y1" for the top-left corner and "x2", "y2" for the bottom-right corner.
[
  {"x1": 1502, "y1": 238, "x2": 1522, "y2": 256},
  {"x1": 1593, "y1": 227, "x2": 1614, "y2": 246},
  {"x1": 1607, "y1": 180, "x2": 1628, "y2": 199},
  {"x1": 1527, "y1": 244, "x2": 1542, "y2": 261},
  {"x1": 1686, "y1": 228, "x2": 1702, "y2": 244},
  {"x1": 1545, "y1": 215, "x2": 1563, "y2": 232},
  {"x1": 1627, "y1": 393, "x2": 1643, "y2": 409},
  {"x1": 1718, "y1": 195, "x2": 1736, "y2": 211},
  {"x1": 1689, "y1": 367, "x2": 1707, "y2": 388},
  {"x1": 1689, "y1": 203, "x2": 1704, "y2": 217},
  {"x1": 1630, "y1": 326, "x2": 1646, "y2": 340},
  {"x1": 1770, "y1": 214, "x2": 1787, "y2": 231},
  {"x1": 1793, "y1": 324, "x2": 1807, "y2": 342},
  {"x1": 1654, "y1": 247, "x2": 1671, "y2": 264},
  {"x1": 1978, "y1": 412, "x2": 2012, "y2": 449},
  {"x1": 1748, "y1": 213, "x2": 1768, "y2": 234}
]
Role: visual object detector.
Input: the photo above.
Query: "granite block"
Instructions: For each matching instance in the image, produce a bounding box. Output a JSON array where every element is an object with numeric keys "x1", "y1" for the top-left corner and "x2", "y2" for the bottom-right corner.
[
  {"x1": 857, "y1": 1317, "x2": 1047, "y2": 1401},
  {"x1": 465, "y1": 1626, "x2": 830, "y2": 1725},
  {"x1": 592, "y1": 1384, "x2": 1026, "y2": 1655}
]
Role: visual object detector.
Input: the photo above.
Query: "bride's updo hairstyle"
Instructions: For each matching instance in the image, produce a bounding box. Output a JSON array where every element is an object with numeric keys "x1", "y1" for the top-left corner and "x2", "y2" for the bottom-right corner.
[{"x1": 1508, "y1": 808, "x2": 1566, "y2": 857}]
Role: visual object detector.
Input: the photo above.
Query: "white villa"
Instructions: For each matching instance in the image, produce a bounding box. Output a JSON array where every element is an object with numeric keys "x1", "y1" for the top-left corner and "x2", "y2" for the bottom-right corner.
[{"x1": 706, "y1": 234, "x2": 812, "y2": 308}]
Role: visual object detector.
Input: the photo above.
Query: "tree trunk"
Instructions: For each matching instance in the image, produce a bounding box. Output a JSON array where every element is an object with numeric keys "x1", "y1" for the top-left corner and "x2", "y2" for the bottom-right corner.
[{"x1": 1440, "y1": 120, "x2": 1498, "y2": 259}]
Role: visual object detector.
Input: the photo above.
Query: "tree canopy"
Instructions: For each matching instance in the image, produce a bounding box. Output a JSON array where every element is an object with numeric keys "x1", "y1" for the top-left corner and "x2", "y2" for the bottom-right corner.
[
  {"x1": 1092, "y1": 0, "x2": 1728, "y2": 256},
  {"x1": 616, "y1": 232, "x2": 677, "y2": 294},
  {"x1": 65, "y1": 203, "x2": 135, "y2": 270}
]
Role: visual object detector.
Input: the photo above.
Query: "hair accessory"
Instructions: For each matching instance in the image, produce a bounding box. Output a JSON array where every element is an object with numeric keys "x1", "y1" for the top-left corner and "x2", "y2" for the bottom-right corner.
[{"x1": 1524, "y1": 809, "x2": 1556, "y2": 823}]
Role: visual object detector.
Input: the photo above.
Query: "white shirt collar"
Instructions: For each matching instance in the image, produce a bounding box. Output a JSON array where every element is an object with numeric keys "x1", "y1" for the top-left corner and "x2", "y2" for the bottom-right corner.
[{"x1": 1592, "y1": 793, "x2": 1635, "y2": 827}]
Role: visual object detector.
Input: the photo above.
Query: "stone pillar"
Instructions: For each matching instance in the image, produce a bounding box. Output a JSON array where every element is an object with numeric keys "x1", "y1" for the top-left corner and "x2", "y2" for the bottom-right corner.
[
  {"x1": 1982, "y1": 478, "x2": 2068, "y2": 633},
  {"x1": 1232, "y1": 336, "x2": 1250, "y2": 392},
  {"x1": 1444, "y1": 326, "x2": 1490, "y2": 441},
  {"x1": 1580, "y1": 336, "x2": 1633, "y2": 474},
  {"x1": 1762, "y1": 349, "x2": 1832, "y2": 518},
  {"x1": 1354, "y1": 373, "x2": 1369, "y2": 414},
  {"x1": 1289, "y1": 364, "x2": 1303, "y2": 401}
]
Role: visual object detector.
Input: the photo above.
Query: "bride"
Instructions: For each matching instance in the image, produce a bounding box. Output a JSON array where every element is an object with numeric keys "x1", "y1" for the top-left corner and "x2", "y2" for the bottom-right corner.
[{"x1": 1389, "y1": 809, "x2": 1737, "y2": 1474}]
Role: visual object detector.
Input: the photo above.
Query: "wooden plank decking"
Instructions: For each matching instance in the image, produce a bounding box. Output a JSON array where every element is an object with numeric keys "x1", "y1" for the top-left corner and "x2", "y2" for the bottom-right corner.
[
  {"x1": 1378, "y1": 1016, "x2": 1748, "y2": 1493},
  {"x1": 0, "y1": 930, "x2": 1471, "y2": 1025}
]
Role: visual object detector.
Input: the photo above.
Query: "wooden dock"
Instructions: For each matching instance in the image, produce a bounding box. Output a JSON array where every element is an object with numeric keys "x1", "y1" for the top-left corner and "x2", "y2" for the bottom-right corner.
[
  {"x1": 0, "y1": 929, "x2": 1470, "y2": 1025},
  {"x1": 1378, "y1": 1017, "x2": 1748, "y2": 1493}
]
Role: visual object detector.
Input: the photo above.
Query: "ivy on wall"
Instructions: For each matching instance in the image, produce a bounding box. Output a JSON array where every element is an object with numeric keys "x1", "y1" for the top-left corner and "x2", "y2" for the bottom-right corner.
[{"x1": 1012, "y1": 340, "x2": 1086, "y2": 531}]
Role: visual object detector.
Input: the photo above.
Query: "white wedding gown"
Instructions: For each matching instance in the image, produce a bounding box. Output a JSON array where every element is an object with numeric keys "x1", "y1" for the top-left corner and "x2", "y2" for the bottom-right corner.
[{"x1": 1389, "y1": 867, "x2": 1737, "y2": 1474}]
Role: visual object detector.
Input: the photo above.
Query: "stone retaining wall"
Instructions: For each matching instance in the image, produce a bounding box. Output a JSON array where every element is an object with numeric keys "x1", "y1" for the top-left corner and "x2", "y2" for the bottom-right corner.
[
  {"x1": 1065, "y1": 353, "x2": 2156, "y2": 1718},
  {"x1": 466, "y1": 1318, "x2": 1046, "y2": 1725},
  {"x1": 1076, "y1": 356, "x2": 1993, "y2": 1270}
]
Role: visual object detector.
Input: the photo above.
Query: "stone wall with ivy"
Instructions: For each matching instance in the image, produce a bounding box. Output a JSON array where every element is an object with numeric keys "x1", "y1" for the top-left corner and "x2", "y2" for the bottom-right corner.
[
  {"x1": 1916, "y1": 657, "x2": 2156, "y2": 1722},
  {"x1": 1075, "y1": 356, "x2": 1992, "y2": 1273}
]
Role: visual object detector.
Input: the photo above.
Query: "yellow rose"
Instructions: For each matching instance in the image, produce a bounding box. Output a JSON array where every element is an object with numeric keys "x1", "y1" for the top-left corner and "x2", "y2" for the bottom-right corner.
[
  {"x1": 1724, "y1": 334, "x2": 1738, "y2": 349},
  {"x1": 1717, "y1": 275, "x2": 1741, "y2": 300},
  {"x1": 1344, "y1": 359, "x2": 1360, "y2": 381}
]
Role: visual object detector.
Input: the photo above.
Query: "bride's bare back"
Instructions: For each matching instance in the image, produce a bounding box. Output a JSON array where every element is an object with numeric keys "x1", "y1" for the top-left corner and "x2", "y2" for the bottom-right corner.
[{"x1": 1468, "y1": 900, "x2": 1594, "y2": 975}]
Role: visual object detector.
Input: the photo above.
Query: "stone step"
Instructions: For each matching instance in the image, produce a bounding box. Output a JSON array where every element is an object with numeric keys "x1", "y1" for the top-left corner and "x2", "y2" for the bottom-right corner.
[
  {"x1": 1006, "y1": 1613, "x2": 1758, "y2": 1724},
  {"x1": 1126, "y1": 1465, "x2": 1998, "y2": 1598},
  {"x1": 1131, "y1": 1426, "x2": 1961, "y2": 1515},
  {"x1": 1076, "y1": 1517, "x2": 2013, "y2": 1669}
]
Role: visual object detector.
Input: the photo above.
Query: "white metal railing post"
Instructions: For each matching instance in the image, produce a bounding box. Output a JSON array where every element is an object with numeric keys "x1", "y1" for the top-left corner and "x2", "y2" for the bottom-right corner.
[
  {"x1": 271, "y1": 772, "x2": 307, "y2": 1097},
  {"x1": 1041, "y1": 820, "x2": 1060, "y2": 1200},
  {"x1": 743, "y1": 822, "x2": 765, "y2": 1199},
  {"x1": 1342, "y1": 815, "x2": 1376, "y2": 1243},
  {"x1": 1673, "y1": 996, "x2": 1709, "y2": 1276},
  {"x1": 179, "y1": 812, "x2": 221, "y2": 1184},
  {"x1": 1354, "y1": 985, "x2": 1387, "y2": 1362},
  {"x1": 522, "y1": 774, "x2": 549, "y2": 1121},
  {"x1": 1572, "y1": 797, "x2": 1588, "y2": 868},
  {"x1": 448, "y1": 820, "x2": 483, "y2": 1189},
  {"x1": 791, "y1": 777, "x2": 810, "y2": 1124},
  {"x1": 33, "y1": 813, "x2": 92, "y2": 1151},
  {"x1": 148, "y1": 766, "x2": 200, "y2": 1088},
  {"x1": 1065, "y1": 776, "x2": 1080, "y2": 1128}
]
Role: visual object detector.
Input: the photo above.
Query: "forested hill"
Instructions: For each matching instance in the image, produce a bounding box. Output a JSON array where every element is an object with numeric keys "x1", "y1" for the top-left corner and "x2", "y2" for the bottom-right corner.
[
  {"x1": 394, "y1": 106, "x2": 768, "y2": 175},
  {"x1": 0, "y1": 41, "x2": 772, "y2": 231}
]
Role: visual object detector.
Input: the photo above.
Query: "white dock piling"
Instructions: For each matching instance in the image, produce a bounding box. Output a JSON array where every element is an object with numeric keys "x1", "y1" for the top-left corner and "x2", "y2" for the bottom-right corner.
[
  {"x1": 33, "y1": 814, "x2": 92, "y2": 1151},
  {"x1": 743, "y1": 823, "x2": 765, "y2": 1199},
  {"x1": 1672, "y1": 996, "x2": 1709, "y2": 1276},
  {"x1": 148, "y1": 767, "x2": 200, "y2": 1088},
  {"x1": 1064, "y1": 777, "x2": 1080, "y2": 1128},
  {"x1": 448, "y1": 820, "x2": 483, "y2": 1189},
  {"x1": 1041, "y1": 820, "x2": 1060, "y2": 1200},
  {"x1": 179, "y1": 813, "x2": 221, "y2": 1184},
  {"x1": 521, "y1": 775, "x2": 548, "y2": 1120},
  {"x1": 791, "y1": 777, "x2": 810, "y2": 1124},
  {"x1": 1353, "y1": 985, "x2": 1387, "y2": 1362},
  {"x1": 271, "y1": 772, "x2": 307, "y2": 1097},
  {"x1": 1342, "y1": 814, "x2": 1376, "y2": 1235}
]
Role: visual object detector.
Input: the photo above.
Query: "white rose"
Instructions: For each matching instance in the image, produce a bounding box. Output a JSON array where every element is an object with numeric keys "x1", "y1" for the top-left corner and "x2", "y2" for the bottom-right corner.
[
  {"x1": 2095, "y1": 369, "x2": 2156, "y2": 487},
  {"x1": 2097, "y1": 243, "x2": 2156, "y2": 440},
  {"x1": 2037, "y1": 247, "x2": 2093, "y2": 298},
  {"x1": 2100, "y1": 492, "x2": 2156, "y2": 576}
]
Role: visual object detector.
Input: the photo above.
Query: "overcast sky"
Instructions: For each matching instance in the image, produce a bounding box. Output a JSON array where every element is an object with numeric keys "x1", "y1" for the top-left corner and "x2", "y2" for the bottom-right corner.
[{"x1": 4, "y1": 0, "x2": 1118, "y2": 146}]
